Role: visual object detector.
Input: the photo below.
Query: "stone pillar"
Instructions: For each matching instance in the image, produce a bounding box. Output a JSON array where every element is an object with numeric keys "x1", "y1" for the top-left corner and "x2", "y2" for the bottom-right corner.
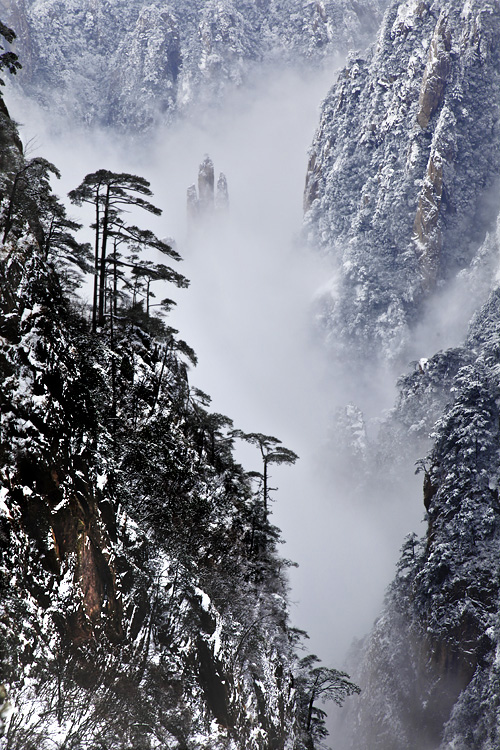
[{"x1": 198, "y1": 155, "x2": 215, "y2": 214}]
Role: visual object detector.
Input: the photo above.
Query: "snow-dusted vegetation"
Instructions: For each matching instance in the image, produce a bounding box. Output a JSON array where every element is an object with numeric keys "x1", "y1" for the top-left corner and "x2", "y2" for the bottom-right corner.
[
  {"x1": 304, "y1": 0, "x2": 500, "y2": 364},
  {"x1": 0, "y1": 20, "x2": 359, "y2": 748},
  {"x1": 6, "y1": 0, "x2": 387, "y2": 130}
]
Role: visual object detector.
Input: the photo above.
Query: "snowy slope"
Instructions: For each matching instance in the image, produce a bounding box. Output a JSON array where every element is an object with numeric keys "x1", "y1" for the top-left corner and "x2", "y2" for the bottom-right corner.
[
  {"x1": 0, "y1": 88, "x2": 334, "y2": 750},
  {"x1": 335, "y1": 284, "x2": 500, "y2": 749},
  {"x1": 301, "y1": 4, "x2": 500, "y2": 746}
]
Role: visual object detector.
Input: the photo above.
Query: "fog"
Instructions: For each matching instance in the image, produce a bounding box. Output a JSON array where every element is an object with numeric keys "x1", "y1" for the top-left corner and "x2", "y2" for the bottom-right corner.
[{"x1": 7, "y1": 58, "x2": 429, "y2": 726}]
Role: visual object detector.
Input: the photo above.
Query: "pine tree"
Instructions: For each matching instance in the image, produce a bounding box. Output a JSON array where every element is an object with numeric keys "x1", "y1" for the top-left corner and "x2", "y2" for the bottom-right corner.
[
  {"x1": 234, "y1": 431, "x2": 298, "y2": 514},
  {"x1": 0, "y1": 22, "x2": 21, "y2": 87},
  {"x1": 69, "y1": 170, "x2": 188, "y2": 331},
  {"x1": 296, "y1": 654, "x2": 360, "y2": 748}
]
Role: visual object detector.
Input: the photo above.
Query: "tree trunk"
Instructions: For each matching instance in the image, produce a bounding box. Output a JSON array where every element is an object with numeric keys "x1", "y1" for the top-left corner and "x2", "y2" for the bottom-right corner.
[
  {"x1": 98, "y1": 185, "x2": 111, "y2": 327},
  {"x1": 306, "y1": 692, "x2": 315, "y2": 731},
  {"x1": 263, "y1": 458, "x2": 268, "y2": 515},
  {"x1": 92, "y1": 187, "x2": 101, "y2": 333}
]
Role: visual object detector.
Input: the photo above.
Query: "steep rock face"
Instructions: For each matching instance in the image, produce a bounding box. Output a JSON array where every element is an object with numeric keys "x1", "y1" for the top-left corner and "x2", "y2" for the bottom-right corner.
[
  {"x1": 2, "y1": 0, "x2": 388, "y2": 130},
  {"x1": 108, "y1": 6, "x2": 182, "y2": 129},
  {"x1": 198, "y1": 154, "x2": 215, "y2": 212},
  {"x1": 0, "y1": 232, "x2": 304, "y2": 750},
  {"x1": 337, "y1": 286, "x2": 500, "y2": 749},
  {"x1": 0, "y1": 246, "x2": 123, "y2": 645},
  {"x1": 304, "y1": 0, "x2": 500, "y2": 361},
  {"x1": 216, "y1": 172, "x2": 229, "y2": 210},
  {"x1": 187, "y1": 155, "x2": 229, "y2": 224},
  {"x1": 0, "y1": 92, "x2": 23, "y2": 197}
]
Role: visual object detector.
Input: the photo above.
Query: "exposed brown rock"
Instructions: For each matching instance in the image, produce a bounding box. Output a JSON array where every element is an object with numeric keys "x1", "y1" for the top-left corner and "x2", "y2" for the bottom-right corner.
[
  {"x1": 416, "y1": 11, "x2": 451, "y2": 129},
  {"x1": 77, "y1": 529, "x2": 111, "y2": 621},
  {"x1": 423, "y1": 470, "x2": 438, "y2": 511},
  {"x1": 413, "y1": 149, "x2": 444, "y2": 289},
  {"x1": 22, "y1": 462, "x2": 124, "y2": 641}
]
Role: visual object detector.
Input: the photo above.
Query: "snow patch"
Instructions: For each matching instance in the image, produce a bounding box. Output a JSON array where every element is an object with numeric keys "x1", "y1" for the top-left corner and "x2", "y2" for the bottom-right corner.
[{"x1": 0, "y1": 487, "x2": 11, "y2": 519}]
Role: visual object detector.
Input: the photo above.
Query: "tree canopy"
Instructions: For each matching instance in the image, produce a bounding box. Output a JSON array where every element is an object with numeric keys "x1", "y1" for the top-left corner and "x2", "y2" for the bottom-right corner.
[
  {"x1": 296, "y1": 654, "x2": 361, "y2": 746},
  {"x1": 0, "y1": 22, "x2": 21, "y2": 87},
  {"x1": 69, "y1": 170, "x2": 188, "y2": 331}
]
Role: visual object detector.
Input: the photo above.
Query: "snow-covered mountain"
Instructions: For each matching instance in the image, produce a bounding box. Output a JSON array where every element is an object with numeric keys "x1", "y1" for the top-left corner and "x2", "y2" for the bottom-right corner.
[
  {"x1": 304, "y1": 0, "x2": 500, "y2": 363},
  {"x1": 306, "y1": 1, "x2": 500, "y2": 746},
  {"x1": 4, "y1": 0, "x2": 500, "y2": 748},
  {"x1": 334, "y1": 285, "x2": 500, "y2": 749},
  {"x1": 1, "y1": 0, "x2": 388, "y2": 130}
]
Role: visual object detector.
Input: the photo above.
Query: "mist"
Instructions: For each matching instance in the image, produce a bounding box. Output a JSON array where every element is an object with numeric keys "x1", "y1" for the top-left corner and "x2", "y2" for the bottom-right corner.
[{"x1": 7, "y1": 57, "x2": 429, "y2": 722}]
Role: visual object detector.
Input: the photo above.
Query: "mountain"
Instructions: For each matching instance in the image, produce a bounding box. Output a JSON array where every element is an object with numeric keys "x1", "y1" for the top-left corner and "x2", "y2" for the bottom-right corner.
[
  {"x1": 304, "y1": 0, "x2": 500, "y2": 363},
  {"x1": 3, "y1": 0, "x2": 500, "y2": 747},
  {"x1": 1, "y1": 0, "x2": 388, "y2": 131}
]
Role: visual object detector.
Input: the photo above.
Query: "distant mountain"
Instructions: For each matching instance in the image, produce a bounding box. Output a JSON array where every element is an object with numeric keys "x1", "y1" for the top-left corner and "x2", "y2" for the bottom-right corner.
[{"x1": 2, "y1": 0, "x2": 387, "y2": 130}]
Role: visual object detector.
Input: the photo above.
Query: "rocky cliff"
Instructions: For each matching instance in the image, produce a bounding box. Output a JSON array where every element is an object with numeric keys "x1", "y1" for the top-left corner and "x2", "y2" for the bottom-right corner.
[
  {"x1": 187, "y1": 155, "x2": 229, "y2": 224},
  {"x1": 5, "y1": 2, "x2": 500, "y2": 746},
  {"x1": 303, "y1": 3, "x2": 500, "y2": 746},
  {"x1": 304, "y1": 0, "x2": 500, "y2": 362},
  {"x1": 0, "y1": 217, "x2": 303, "y2": 750},
  {"x1": 336, "y1": 280, "x2": 500, "y2": 748}
]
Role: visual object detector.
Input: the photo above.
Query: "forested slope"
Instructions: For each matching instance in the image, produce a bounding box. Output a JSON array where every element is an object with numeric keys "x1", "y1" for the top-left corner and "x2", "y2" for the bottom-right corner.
[
  {"x1": 336, "y1": 286, "x2": 500, "y2": 749},
  {"x1": 304, "y1": 0, "x2": 500, "y2": 362},
  {"x1": 303, "y1": 2, "x2": 500, "y2": 746}
]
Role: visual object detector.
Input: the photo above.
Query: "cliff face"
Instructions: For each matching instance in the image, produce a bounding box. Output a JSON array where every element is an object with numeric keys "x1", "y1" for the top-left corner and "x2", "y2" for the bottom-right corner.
[
  {"x1": 187, "y1": 155, "x2": 229, "y2": 224},
  {"x1": 308, "y1": 7, "x2": 500, "y2": 735},
  {"x1": 304, "y1": 0, "x2": 500, "y2": 361},
  {"x1": 1, "y1": 0, "x2": 387, "y2": 130},
  {"x1": 0, "y1": 247, "x2": 123, "y2": 645}
]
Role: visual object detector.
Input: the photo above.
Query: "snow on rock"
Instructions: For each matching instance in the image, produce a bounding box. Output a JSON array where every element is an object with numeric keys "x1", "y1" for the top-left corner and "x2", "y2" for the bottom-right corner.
[
  {"x1": 304, "y1": 0, "x2": 500, "y2": 364},
  {"x1": 336, "y1": 284, "x2": 500, "y2": 749}
]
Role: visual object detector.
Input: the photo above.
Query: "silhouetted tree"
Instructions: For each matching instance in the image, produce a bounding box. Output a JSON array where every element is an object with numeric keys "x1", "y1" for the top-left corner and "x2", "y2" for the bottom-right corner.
[
  {"x1": 1, "y1": 157, "x2": 90, "y2": 288},
  {"x1": 234, "y1": 431, "x2": 298, "y2": 513},
  {"x1": 2, "y1": 157, "x2": 59, "y2": 243},
  {"x1": 232, "y1": 431, "x2": 297, "y2": 559},
  {"x1": 296, "y1": 654, "x2": 360, "y2": 748},
  {"x1": 69, "y1": 170, "x2": 187, "y2": 331}
]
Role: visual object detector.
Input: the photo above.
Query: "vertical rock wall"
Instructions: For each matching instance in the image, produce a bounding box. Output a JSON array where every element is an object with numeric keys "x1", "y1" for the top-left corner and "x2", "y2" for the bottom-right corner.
[{"x1": 304, "y1": 0, "x2": 500, "y2": 361}]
